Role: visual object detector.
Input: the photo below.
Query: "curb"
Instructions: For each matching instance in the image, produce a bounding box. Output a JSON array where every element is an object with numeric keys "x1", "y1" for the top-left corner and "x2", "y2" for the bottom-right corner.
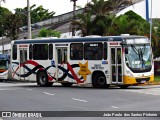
[{"x1": 3, "y1": 79, "x2": 36, "y2": 83}]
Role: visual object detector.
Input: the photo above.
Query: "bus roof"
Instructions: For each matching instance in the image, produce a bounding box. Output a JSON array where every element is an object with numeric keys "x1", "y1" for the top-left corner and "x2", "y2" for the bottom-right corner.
[{"x1": 12, "y1": 36, "x2": 147, "y2": 44}]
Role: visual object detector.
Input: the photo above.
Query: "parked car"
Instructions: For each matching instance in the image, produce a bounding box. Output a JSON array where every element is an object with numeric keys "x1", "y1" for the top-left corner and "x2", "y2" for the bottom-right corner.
[{"x1": 31, "y1": 24, "x2": 41, "y2": 29}]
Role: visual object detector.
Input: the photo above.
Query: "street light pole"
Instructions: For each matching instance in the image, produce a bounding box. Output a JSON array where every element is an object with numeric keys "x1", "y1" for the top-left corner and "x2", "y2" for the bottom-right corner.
[
  {"x1": 27, "y1": 0, "x2": 31, "y2": 39},
  {"x1": 70, "y1": 0, "x2": 77, "y2": 36},
  {"x1": 149, "y1": 0, "x2": 152, "y2": 45},
  {"x1": 2, "y1": 34, "x2": 4, "y2": 54},
  {"x1": 1, "y1": 24, "x2": 4, "y2": 54}
]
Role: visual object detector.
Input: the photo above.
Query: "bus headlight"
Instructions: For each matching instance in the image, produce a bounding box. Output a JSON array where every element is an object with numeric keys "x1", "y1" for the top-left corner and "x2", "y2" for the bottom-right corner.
[{"x1": 126, "y1": 70, "x2": 134, "y2": 78}]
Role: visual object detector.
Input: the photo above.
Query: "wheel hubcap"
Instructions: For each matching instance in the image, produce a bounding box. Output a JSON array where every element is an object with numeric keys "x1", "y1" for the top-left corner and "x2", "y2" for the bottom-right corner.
[
  {"x1": 40, "y1": 76, "x2": 46, "y2": 84},
  {"x1": 98, "y1": 77, "x2": 105, "y2": 84}
]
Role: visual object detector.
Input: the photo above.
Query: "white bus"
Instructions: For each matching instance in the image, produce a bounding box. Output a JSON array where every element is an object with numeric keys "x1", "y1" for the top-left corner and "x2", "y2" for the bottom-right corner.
[{"x1": 9, "y1": 35, "x2": 154, "y2": 88}]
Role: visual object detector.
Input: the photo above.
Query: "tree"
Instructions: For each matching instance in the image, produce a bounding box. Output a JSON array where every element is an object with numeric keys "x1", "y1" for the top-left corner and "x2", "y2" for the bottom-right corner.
[
  {"x1": 38, "y1": 28, "x2": 61, "y2": 38},
  {"x1": 71, "y1": 12, "x2": 94, "y2": 36},
  {"x1": 71, "y1": 0, "x2": 132, "y2": 36},
  {"x1": 0, "y1": 6, "x2": 11, "y2": 37},
  {"x1": 107, "y1": 10, "x2": 150, "y2": 35},
  {"x1": 15, "y1": 4, "x2": 55, "y2": 26},
  {"x1": 71, "y1": 0, "x2": 114, "y2": 36},
  {"x1": 85, "y1": 0, "x2": 112, "y2": 16},
  {"x1": 3, "y1": 13, "x2": 22, "y2": 40},
  {"x1": 91, "y1": 14, "x2": 114, "y2": 35}
]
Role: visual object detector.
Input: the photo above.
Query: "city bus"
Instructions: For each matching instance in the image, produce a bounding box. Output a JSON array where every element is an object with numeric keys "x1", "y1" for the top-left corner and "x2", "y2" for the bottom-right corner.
[
  {"x1": 9, "y1": 35, "x2": 154, "y2": 88},
  {"x1": 0, "y1": 54, "x2": 10, "y2": 80}
]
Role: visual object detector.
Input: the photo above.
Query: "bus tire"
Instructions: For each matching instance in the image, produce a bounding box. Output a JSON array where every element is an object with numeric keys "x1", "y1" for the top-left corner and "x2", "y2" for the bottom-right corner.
[
  {"x1": 37, "y1": 71, "x2": 53, "y2": 87},
  {"x1": 118, "y1": 85, "x2": 129, "y2": 89},
  {"x1": 92, "y1": 72, "x2": 110, "y2": 88},
  {"x1": 61, "y1": 83, "x2": 73, "y2": 87}
]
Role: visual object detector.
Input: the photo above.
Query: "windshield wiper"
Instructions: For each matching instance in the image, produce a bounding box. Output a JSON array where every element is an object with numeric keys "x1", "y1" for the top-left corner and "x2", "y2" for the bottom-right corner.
[{"x1": 131, "y1": 44, "x2": 146, "y2": 67}]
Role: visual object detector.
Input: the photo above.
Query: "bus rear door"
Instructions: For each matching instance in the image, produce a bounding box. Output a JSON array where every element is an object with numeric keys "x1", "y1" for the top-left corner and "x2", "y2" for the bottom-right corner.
[
  {"x1": 18, "y1": 46, "x2": 29, "y2": 80},
  {"x1": 110, "y1": 45, "x2": 123, "y2": 84}
]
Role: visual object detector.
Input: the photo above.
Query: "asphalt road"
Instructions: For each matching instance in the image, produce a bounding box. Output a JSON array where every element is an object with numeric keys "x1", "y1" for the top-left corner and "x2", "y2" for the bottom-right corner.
[{"x1": 0, "y1": 82, "x2": 160, "y2": 120}]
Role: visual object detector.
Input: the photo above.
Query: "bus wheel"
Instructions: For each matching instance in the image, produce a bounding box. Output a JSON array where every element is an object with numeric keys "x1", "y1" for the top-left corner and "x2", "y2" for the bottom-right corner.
[
  {"x1": 61, "y1": 83, "x2": 73, "y2": 87},
  {"x1": 118, "y1": 85, "x2": 129, "y2": 89},
  {"x1": 92, "y1": 73, "x2": 110, "y2": 88},
  {"x1": 37, "y1": 71, "x2": 53, "y2": 87}
]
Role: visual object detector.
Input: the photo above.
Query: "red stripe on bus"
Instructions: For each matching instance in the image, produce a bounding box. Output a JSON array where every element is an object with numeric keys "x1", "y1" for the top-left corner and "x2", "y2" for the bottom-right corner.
[{"x1": 67, "y1": 62, "x2": 84, "y2": 83}]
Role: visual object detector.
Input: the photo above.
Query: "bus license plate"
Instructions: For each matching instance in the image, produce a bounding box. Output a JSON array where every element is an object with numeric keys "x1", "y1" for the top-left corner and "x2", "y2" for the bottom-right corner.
[{"x1": 141, "y1": 80, "x2": 146, "y2": 83}]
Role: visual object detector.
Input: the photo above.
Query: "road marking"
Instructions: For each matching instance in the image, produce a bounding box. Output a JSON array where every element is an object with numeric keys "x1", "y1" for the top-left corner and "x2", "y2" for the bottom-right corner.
[
  {"x1": 0, "y1": 89, "x2": 13, "y2": 90},
  {"x1": 0, "y1": 88, "x2": 22, "y2": 91},
  {"x1": 26, "y1": 89, "x2": 32, "y2": 90},
  {"x1": 43, "y1": 92, "x2": 55, "y2": 96},
  {"x1": 111, "y1": 106, "x2": 119, "y2": 109},
  {"x1": 0, "y1": 118, "x2": 3, "y2": 120},
  {"x1": 72, "y1": 98, "x2": 87, "y2": 103}
]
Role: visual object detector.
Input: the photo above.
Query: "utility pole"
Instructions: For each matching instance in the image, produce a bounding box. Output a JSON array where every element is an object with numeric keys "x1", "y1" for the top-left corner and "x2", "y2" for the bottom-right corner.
[
  {"x1": 27, "y1": 0, "x2": 31, "y2": 39},
  {"x1": 70, "y1": 0, "x2": 77, "y2": 36}
]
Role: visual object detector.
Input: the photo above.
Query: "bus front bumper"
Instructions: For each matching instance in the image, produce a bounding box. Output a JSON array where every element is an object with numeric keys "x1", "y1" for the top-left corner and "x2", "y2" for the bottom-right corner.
[{"x1": 123, "y1": 75, "x2": 154, "y2": 85}]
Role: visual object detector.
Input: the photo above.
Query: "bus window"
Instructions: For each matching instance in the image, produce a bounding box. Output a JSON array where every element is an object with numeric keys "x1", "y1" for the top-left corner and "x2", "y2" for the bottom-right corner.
[
  {"x1": 29, "y1": 44, "x2": 32, "y2": 60},
  {"x1": 57, "y1": 48, "x2": 67, "y2": 64},
  {"x1": 84, "y1": 43, "x2": 103, "y2": 60},
  {"x1": 104, "y1": 42, "x2": 107, "y2": 60},
  {"x1": 57, "y1": 49, "x2": 62, "y2": 64},
  {"x1": 33, "y1": 44, "x2": 48, "y2": 60},
  {"x1": 12, "y1": 45, "x2": 17, "y2": 60},
  {"x1": 20, "y1": 49, "x2": 27, "y2": 64},
  {"x1": 70, "y1": 43, "x2": 83, "y2": 60},
  {"x1": 49, "y1": 44, "x2": 53, "y2": 60},
  {"x1": 63, "y1": 49, "x2": 67, "y2": 63}
]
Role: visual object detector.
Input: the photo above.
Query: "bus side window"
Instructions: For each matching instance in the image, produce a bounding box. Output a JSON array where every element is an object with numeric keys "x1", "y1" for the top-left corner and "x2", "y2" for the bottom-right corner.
[
  {"x1": 29, "y1": 44, "x2": 32, "y2": 60},
  {"x1": 33, "y1": 44, "x2": 48, "y2": 60},
  {"x1": 70, "y1": 43, "x2": 83, "y2": 60},
  {"x1": 57, "y1": 49, "x2": 62, "y2": 64},
  {"x1": 84, "y1": 43, "x2": 103, "y2": 60},
  {"x1": 104, "y1": 42, "x2": 107, "y2": 60},
  {"x1": 49, "y1": 44, "x2": 53, "y2": 60},
  {"x1": 12, "y1": 45, "x2": 17, "y2": 60}
]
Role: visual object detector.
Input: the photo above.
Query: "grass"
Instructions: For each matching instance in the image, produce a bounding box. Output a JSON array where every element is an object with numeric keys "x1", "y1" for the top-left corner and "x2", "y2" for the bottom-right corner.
[{"x1": 154, "y1": 76, "x2": 160, "y2": 82}]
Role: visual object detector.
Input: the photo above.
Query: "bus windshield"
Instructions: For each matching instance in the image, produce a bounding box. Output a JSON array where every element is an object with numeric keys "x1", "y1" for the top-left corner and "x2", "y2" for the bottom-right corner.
[
  {"x1": 0, "y1": 54, "x2": 10, "y2": 71},
  {"x1": 125, "y1": 44, "x2": 152, "y2": 72},
  {"x1": 0, "y1": 59, "x2": 8, "y2": 70}
]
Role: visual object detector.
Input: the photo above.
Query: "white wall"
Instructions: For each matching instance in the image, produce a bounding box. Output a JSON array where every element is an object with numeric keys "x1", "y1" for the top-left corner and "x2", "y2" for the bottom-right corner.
[{"x1": 117, "y1": 0, "x2": 160, "y2": 19}]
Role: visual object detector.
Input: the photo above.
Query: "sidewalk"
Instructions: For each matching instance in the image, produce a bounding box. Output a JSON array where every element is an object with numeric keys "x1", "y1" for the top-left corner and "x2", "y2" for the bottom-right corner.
[{"x1": 147, "y1": 81, "x2": 160, "y2": 85}]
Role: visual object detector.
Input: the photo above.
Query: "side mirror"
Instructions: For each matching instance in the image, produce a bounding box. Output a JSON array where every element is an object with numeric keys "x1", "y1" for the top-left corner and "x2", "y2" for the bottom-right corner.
[{"x1": 8, "y1": 59, "x2": 10, "y2": 64}]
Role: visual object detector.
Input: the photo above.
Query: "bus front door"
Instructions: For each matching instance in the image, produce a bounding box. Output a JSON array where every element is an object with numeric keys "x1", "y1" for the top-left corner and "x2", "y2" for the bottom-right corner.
[
  {"x1": 110, "y1": 47, "x2": 123, "y2": 84},
  {"x1": 18, "y1": 48, "x2": 28, "y2": 80},
  {"x1": 55, "y1": 47, "x2": 68, "y2": 81}
]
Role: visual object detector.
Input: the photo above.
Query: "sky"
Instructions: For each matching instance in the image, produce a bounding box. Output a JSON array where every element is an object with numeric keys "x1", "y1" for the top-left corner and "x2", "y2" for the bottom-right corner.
[{"x1": 1, "y1": 0, "x2": 91, "y2": 15}]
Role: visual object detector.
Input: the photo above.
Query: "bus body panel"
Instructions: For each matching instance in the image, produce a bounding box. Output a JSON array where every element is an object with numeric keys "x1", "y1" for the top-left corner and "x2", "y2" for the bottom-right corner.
[{"x1": 9, "y1": 36, "x2": 154, "y2": 87}]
